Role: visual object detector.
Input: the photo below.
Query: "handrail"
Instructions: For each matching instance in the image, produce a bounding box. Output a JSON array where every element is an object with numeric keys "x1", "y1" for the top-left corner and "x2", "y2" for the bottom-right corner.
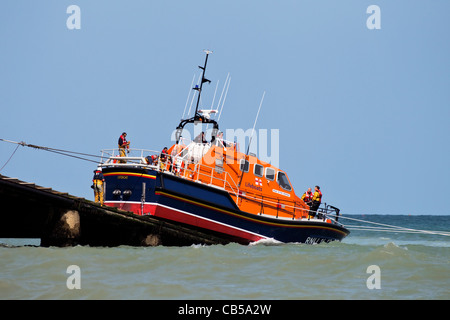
[
  {"x1": 237, "y1": 190, "x2": 344, "y2": 225},
  {"x1": 100, "y1": 147, "x2": 241, "y2": 199},
  {"x1": 99, "y1": 148, "x2": 344, "y2": 226},
  {"x1": 177, "y1": 157, "x2": 240, "y2": 199},
  {"x1": 178, "y1": 136, "x2": 238, "y2": 150},
  {"x1": 101, "y1": 148, "x2": 160, "y2": 159},
  {"x1": 169, "y1": 141, "x2": 241, "y2": 198}
]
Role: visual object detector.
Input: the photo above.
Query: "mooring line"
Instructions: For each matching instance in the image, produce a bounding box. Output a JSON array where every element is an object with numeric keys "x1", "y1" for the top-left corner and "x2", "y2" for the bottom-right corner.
[
  {"x1": 0, "y1": 144, "x2": 20, "y2": 171},
  {"x1": 329, "y1": 214, "x2": 450, "y2": 237},
  {"x1": 0, "y1": 138, "x2": 101, "y2": 164}
]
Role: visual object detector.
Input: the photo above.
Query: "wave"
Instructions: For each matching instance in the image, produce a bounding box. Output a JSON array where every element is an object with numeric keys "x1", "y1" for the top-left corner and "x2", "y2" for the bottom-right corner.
[
  {"x1": 249, "y1": 237, "x2": 283, "y2": 246},
  {"x1": 343, "y1": 234, "x2": 450, "y2": 248}
]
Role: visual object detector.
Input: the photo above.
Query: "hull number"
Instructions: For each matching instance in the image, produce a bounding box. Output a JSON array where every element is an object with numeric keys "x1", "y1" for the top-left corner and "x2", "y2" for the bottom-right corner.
[{"x1": 305, "y1": 237, "x2": 333, "y2": 245}]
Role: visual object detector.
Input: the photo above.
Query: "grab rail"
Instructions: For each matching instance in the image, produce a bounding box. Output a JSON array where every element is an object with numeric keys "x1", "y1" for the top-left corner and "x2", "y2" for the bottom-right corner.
[
  {"x1": 99, "y1": 148, "x2": 344, "y2": 226},
  {"x1": 99, "y1": 147, "x2": 241, "y2": 199}
]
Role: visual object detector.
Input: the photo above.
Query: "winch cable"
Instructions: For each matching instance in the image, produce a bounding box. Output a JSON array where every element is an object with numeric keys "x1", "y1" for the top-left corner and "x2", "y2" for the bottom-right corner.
[
  {"x1": 327, "y1": 213, "x2": 450, "y2": 237},
  {"x1": 0, "y1": 138, "x2": 102, "y2": 165},
  {"x1": 2, "y1": 139, "x2": 449, "y2": 238},
  {"x1": 0, "y1": 144, "x2": 20, "y2": 171}
]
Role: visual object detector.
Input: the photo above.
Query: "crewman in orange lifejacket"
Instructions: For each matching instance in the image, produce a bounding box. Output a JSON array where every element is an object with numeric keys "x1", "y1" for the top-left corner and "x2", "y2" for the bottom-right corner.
[
  {"x1": 159, "y1": 147, "x2": 169, "y2": 171},
  {"x1": 118, "y1": 132, "x2": 130, "y2": 163},
  {"x1": 308, "y1": 185, "x2": 322, "y2": 220},
  {"x1": 92, "y1": 167, "x2": 104, "y2": 205},
  {"x1": 301, "y1": 188, "x2": 313, "y2": 207}
]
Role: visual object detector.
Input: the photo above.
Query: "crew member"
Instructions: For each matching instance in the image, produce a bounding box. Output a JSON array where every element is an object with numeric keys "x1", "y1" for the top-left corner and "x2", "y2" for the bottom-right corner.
[
  {"x1": 160, "y1": 147, "x2": 169, "y2": 171},
  {"x1": 215, "y1": 131, "x2": 226, "y2": 147},
  {"x1": 92, "y1": 167, "x2": 105, "y2": 205},
  {"x1": 118, "y1": 132, "x2": 130, "y2": 163},
  {"x1": 145, "y1": 155, "x2": 158, "y2": 165},
  {"x1": 194, "y1": 131, "x2": 207, "y2": 144},
  {"x1": 308, "y1": 185, "x2": 322, "y2": 220},
  {"x1": 301, "y1": 188, "x2": 313, "y2": 207}
]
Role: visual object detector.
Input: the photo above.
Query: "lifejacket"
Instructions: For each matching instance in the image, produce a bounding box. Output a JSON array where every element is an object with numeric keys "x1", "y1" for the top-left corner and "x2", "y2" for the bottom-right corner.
[
  {"x1": 302, "y1": 191, "x2": 313, "y2": 203},
  {"x1": 313, "y1": 190, "x2": 322, "y2": 203},
  {"x1": 118, "y1": 135, "x2": 129, "y2": 149},
  {"x1": 160, "y1": 149, "x2": 168, "y2": 161},
  {"x1": 93, "y1": 170, "x2": 104, "y2": 182}
]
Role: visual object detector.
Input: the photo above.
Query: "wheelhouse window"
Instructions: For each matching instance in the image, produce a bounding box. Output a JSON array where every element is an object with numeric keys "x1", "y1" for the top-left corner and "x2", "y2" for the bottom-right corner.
[
  {"x1": 215, "y1": 158, "x2": 224, "y2": 174},
  {"x1": 277, "y1": 171, "x2": 292, "y2": 191},
  {"x1": 254, "y1": 164, "x2": 263, "y2": 177},
  {"x1": 265, "y1": 167, "x2": 275, "y2": 181},
  {"x1": 240, "y1": 159, "x2": 249, "y2": 172}
]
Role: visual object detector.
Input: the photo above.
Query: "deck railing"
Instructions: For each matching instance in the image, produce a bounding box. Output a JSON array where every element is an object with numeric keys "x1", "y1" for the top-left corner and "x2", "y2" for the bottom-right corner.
[
  {"x1": 99, "y1": 147, "x2": 343, "y2": 226},
  {"x1": 99, "y1": 147, "x2": 241, "y2": 199}
]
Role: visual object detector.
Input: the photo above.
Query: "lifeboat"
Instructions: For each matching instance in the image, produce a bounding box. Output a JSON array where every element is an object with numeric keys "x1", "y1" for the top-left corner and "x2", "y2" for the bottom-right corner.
[{"x1": 99, "y1": 52, "x2": 349, "y2": 245}]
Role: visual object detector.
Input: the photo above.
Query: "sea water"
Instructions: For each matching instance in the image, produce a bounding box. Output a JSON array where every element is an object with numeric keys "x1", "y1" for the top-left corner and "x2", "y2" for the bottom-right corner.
[{"x1": 1, "y1": 215, "x2": 449, "y2": 300}]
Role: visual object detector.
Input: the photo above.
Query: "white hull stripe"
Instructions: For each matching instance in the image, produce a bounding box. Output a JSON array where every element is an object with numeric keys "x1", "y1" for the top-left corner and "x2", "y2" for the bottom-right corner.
[{"x1": 104, "y1": 201, "x2": 268, "y2": 240}]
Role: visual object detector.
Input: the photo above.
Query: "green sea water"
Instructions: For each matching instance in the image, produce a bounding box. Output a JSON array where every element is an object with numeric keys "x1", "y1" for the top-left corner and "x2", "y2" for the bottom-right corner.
[{"x1": 1, "y1": 215, "x2": 449, "y2": 300}]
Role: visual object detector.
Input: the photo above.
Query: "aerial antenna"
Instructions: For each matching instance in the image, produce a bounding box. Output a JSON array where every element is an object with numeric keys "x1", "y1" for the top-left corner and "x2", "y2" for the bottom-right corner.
[
  {"x1": 187, "y1": 72, "x2": 202, "y2": 118},
  {"x1": 182, "y1": 74, "x2": 196, "y2": 119},
  {"x1": 246, "y1": 91, "x2": 266, "y2": 156},
  {"x1": 206, "y1": 80, "x2": 220, "y2": 131},
  {"x1": 217, "y1": 73, "x2": 231, "y2": 122},
  {"x1": 216, "y1": 73, "x2": 229, "y2": 112},
  {"x1": 210, "y1": 79, "x2": 219, "y2": 110},
  {"x1": 237, "y1": 91, "x2": 266, "y2": 190}
]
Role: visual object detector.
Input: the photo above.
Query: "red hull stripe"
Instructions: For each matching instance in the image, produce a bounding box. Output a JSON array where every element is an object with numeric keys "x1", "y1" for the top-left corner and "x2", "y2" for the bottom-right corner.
[
  {"x1": 104, "y1": 201, "x2": 266, "y2": 243},
  {"x1": 155, "y1": 191, "x2": 348, "y2": 235}
]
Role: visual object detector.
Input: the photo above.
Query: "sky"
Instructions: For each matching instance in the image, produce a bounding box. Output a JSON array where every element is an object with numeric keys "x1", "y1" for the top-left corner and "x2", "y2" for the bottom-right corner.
[{"x1": 1, "y1": 0, "x2": 449, "y2": 215}]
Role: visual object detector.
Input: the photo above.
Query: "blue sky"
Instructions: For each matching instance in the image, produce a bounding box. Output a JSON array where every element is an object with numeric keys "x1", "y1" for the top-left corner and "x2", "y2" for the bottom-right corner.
[{"x1": 1, "y1": 0, "x2": 449, "y2": 215}]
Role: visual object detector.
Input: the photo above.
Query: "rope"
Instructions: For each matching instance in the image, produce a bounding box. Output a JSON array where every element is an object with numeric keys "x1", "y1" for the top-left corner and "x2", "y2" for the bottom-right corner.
[
  {"x1": 328, "y1": 214, "x2": 450, "y2": 237},
  {"x1": 0, "y1": 138, "x2": 101, "y2": 164},
  {"x1": 0, "y1": 144, "x2": 20, "y2": 171},
  {"x1": 2, "y1": 139, "x2": 448, "y2": 239}
]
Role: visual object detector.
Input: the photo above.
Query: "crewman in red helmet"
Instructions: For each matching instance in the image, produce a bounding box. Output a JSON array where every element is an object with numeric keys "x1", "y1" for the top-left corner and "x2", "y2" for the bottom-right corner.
[
  {"x1": 92, "y1": 167, "x2": 105, "y2": 205},
  {"x1": 118, "y1": 132, "x2": 130, "y2": 163}
]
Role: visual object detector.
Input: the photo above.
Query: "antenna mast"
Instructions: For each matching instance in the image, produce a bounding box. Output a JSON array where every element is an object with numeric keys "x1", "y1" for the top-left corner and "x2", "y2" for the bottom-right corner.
[
  {"x1": 175, "y1": 50, "x2": 219, "y2": 144},
  {"x1": 193, "y1": 50, "x2": 212, "y2": 117}
]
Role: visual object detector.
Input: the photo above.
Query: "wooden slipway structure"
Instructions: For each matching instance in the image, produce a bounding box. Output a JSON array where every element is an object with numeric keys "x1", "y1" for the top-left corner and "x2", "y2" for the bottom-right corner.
[{"x1": 0, "y1": 174, "x2": 230, "y2": 247}]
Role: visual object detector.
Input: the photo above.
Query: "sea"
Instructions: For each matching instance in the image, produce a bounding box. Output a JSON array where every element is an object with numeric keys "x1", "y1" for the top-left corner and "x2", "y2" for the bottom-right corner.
[{"x1": 1, "y1": 215, "x2": 449, "y2": 302}]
